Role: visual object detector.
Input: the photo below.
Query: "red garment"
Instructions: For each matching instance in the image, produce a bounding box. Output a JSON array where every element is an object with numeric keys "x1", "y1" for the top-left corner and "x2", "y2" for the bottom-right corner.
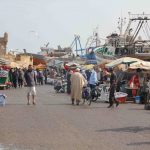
[
  {"x1": 129, "y1": 75, "x2": 140, "y2": 88},
  {"x1": 129, "y1": 75, "x2": 140, "y2": 96}
]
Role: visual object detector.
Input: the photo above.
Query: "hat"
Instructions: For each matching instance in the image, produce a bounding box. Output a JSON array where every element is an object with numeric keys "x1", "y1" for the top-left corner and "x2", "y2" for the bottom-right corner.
[{"x1": 76, "y1": 68, "x2": 80, "y2": 72}]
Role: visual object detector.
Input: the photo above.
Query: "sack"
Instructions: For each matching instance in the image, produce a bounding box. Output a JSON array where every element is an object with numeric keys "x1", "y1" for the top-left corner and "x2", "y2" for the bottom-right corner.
[{"x1": 0, "y1": 95, "x2": 6, "y2": 106}]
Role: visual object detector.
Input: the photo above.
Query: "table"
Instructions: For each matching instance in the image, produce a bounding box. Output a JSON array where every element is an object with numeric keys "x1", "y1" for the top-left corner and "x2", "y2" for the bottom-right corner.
[
  {"x1": 0, "y1": 84, "x2": 7, "y2": 90},
  {"x1": 125, "y1": 87, "x2": 139, "y2": 101}
]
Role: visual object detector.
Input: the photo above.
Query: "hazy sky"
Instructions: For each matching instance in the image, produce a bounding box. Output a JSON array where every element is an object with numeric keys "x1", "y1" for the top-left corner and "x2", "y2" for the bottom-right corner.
[{"x1": 0, "y1": 0, "x2": 150, "y2": 53}]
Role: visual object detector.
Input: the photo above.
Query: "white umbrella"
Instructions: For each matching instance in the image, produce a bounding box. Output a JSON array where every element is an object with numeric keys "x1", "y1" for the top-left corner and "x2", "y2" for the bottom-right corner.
[{"x1": 105, "y1": 57, "x2": 142, "y2": 68}]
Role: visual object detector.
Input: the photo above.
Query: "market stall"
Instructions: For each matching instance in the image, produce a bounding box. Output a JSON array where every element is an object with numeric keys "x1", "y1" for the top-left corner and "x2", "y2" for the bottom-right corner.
[
  {"x1": 0, "y1": 70, "x2": 9, "y2": 89},
  {"x1": 64, "y1": 62, "x2": 80, "y2": 72},
  {"x1": 129, "y1": 61, "x2": 150, "y2": 108},
  {"x1": 36, "y1": 63, "x2": 46, "y2": 70}
]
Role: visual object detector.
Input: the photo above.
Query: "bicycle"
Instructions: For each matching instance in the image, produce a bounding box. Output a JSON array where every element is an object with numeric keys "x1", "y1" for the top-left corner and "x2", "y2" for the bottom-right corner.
[
  {"x1": 90, "y1": 83, "x2": 102, "y2": 102},
  {"x1": 82, "y1": 86, "x2": 92, "y2": 105}
]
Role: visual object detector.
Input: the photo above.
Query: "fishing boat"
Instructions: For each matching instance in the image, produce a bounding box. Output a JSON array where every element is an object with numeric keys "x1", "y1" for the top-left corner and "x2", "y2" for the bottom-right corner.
[{"x1": 93, "y1": 13, "x2": 150, "y2": 61}]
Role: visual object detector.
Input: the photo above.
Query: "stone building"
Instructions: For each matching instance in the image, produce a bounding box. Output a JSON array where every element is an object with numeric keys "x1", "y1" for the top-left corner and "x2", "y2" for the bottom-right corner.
[{"x1": 0, "y1": 32, "x2": 8, "y2": 55}]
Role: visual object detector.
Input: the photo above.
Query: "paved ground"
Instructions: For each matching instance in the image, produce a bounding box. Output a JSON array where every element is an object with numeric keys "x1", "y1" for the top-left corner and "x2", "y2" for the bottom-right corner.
[{"x1": 0, "y1": 85, "x2": 150, "y2": 150}]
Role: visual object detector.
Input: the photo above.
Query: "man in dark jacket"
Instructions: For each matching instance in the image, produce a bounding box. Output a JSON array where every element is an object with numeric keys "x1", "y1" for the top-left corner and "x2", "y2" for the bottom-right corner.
[
  {"x1": 108, "y1": 68, "x2": 119, "y2": 108},
  {"x1": 24, "y1": 65, "x2": 36, "y2": 105}
]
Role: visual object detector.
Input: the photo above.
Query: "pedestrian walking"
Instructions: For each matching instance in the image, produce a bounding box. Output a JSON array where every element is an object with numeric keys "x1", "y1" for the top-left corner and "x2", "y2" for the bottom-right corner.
[
  {"x1": 12, "y1": 68, "x2": 19, "y2": 89},
  {"x1": 24, "y1": 65, "x2": 36, "y2": 105},
  {"x1": 71, "y1": 68, "x2": 87, "y2": 105},
  {"x1": 43, "y1": 69, "x2": 48, "y2": 84},
  {"x1": 38, "y1": 70, "x2": 44, "y2": 85},
  {"x1": 66, "y1": 70, "x2": 73, "y2": 94},
  {"x1": 8, "y1": 68, "x2": 13, "y2": 84},
  {"x1": 18, "y1": 68, "x2": 24, "y2": 88},
  {"x1": 108, "y1": 68, "x2": 119, "y2": 108},
  {"x1": 33, "y1": 69, "x2": 38, "y2": 86},
  {"x1": 89, "y1": 66, "x2": 98, "y2": 90}
]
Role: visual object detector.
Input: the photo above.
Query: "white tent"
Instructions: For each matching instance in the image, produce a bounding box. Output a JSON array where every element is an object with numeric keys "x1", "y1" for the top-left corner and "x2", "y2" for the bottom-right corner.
[
  {"x1": 129, "y1": 61, "x2": 150, "y2": 70},
  {"x1": 105, "y1": 57, "x2": 142, "y2": 68}
]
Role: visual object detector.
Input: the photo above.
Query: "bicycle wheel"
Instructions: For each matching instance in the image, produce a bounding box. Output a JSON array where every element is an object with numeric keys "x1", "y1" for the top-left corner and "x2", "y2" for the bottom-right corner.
[
  {"x1": 82, "y1": 98, "x2": 86, "y2": 104},
  {"x1": 90, "y1": 89, "x2": 99, "y2": 102},
  {"x1": 87, "y1": 97, "x2": 92, "y2": 105},
  {"x1": 83, "y1": 97, "x2": 91, "y2": 105}
]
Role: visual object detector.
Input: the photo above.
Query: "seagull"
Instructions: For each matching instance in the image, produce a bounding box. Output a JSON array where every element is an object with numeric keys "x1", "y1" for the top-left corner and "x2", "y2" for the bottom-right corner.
[{"x1": 29, "y1": 30, "x2": 39, "y2": 39}]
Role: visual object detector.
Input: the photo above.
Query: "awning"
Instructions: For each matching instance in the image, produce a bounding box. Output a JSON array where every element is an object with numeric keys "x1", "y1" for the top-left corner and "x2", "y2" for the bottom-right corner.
[
  {"x1": 129, "y1": 61, "x2": 150, "y2": 70},
  {"x1": 105, "y1": 57, "x2": 142, "y2": 68}
]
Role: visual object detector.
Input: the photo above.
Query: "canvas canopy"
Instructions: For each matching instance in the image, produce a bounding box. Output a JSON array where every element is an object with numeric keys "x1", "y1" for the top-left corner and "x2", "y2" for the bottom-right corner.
[
  {"x1": 129, "y1": 61, "x2": 150, "y2": 70},
  {"x1": 36, "y1": 64, "x2": 46, "y2": 69},
  {"x1": 105, "y1": 57, "x2": 142, "y2": 68},
  {"x1": 82, "y1": 64, "x2": 94, "y2": 70}
]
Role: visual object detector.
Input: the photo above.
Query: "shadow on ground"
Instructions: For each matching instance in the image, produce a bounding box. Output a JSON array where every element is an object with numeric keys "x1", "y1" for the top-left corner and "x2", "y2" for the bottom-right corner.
[
  {"x1": 128, "y1": 108, "x2": 145, "y2": 111},
  {"x1": 127, "y1": 141, "x2": 150, "y2": 146},
  {"x1": 43, "y1": 103, "x2": 72, "y2": 106},
  {"x1": 96, "y1": 126, "x2": 150, "y2": 133}
]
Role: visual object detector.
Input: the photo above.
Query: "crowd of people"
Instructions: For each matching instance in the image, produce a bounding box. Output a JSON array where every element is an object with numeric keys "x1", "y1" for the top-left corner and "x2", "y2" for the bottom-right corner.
[
  {"x1": 1, "y1": 64, "x2": 150, "y2": 107},
  {"x1": 7, "y1": 67, "x2": 58, "y2": 88},
  {"x1": 0, "y1": 66, "x2": 58, "y2": 105},
  {"x1": 65, "y1": 66, "x2": 119, "y2": 107},
  {"x1": 64, "y1": 66, "x2": 150, "y2": 107}
]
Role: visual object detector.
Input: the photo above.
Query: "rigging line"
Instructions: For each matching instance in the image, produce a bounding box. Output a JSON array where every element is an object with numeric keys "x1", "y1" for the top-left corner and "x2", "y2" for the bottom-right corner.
[
  {"x1": 132, "y1": 21, "x2": 144, "y2": 42},
  {"x1": 133, "y1": 20, "x2": 142, "y2": 37},
  {"x1": 142, "y1": 26, "x2": 149, "y2": 40},
  {"x1": 145, "y1": 22, "x2": 150, "y2": 38},
  {"x1": 146, "y1": 21, "x2": 150, "y2": 32},
  {"x1": 145, "y1": 22, "x2": 150, "y2": 41},
  {"x1": 145, "y1": 41, "x2": 150, "y2": 47},
  {"x1": 143, "y1": 22, "x2": 150, "y2": 39},
  {"x1": 129, "y1": 20, "x2": 142, "y2": 43},
  {"x1": 142, "y1": 23, "x2": 149, "y2": 39}
]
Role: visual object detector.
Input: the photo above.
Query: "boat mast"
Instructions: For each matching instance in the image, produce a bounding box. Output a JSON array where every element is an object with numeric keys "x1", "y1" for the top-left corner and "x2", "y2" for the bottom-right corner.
[
  {"x1": 118, "y1": 15, "x2": 126, "y2": 36},
  {"x1": 85, "y1": 26, "x2": 101, "y2": 54}
]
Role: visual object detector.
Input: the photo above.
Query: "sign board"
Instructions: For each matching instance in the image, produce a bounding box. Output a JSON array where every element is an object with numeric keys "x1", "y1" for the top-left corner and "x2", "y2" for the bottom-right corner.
[{"x1": 94, "y1": 46, "x2": 116, "y2": 57}]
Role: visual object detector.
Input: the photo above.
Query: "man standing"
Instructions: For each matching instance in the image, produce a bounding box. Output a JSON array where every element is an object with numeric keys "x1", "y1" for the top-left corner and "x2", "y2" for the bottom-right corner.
[
  {"x1": 24, "y1": 65, "x2": 36, "y2": 105},
  {"x1": 12, "y1": 68, "x2": 19, "y2": 89},
  {"x1": 108, "y1": 68, "x2": 119, "y2": 108},
  {"x1": 43, "y1": 69, "x2": 49, "y2": 84},
  {"x1": 66, "y1": 69, "x2": 73, "y2": 94},
  {"x1": 18, "y1": 68, "x2": 24, "y2": 88},
  {"x1": 71, "y1": 68, "x2": 87, "y2": 105},
  {"x1": 89, "y1": 66, "x2": 98, "y2": 90}
]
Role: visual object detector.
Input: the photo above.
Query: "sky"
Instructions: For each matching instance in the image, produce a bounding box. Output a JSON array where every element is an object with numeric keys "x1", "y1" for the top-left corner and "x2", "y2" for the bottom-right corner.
[{"x1": 0, "y1": 0, "x2": 150, "y2": 53}]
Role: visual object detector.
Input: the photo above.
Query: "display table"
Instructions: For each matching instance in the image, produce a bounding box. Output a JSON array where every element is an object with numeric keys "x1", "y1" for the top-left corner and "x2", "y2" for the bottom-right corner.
[
  {"x1": 125, "y1": 87, "x2": 139, "y2": 101},
  {"x1": 98, "y1": 84, "x2": 110, "y2": 102},
  {"x1": 0, "y1": 84, "x2": 7, "y2": 90}
]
